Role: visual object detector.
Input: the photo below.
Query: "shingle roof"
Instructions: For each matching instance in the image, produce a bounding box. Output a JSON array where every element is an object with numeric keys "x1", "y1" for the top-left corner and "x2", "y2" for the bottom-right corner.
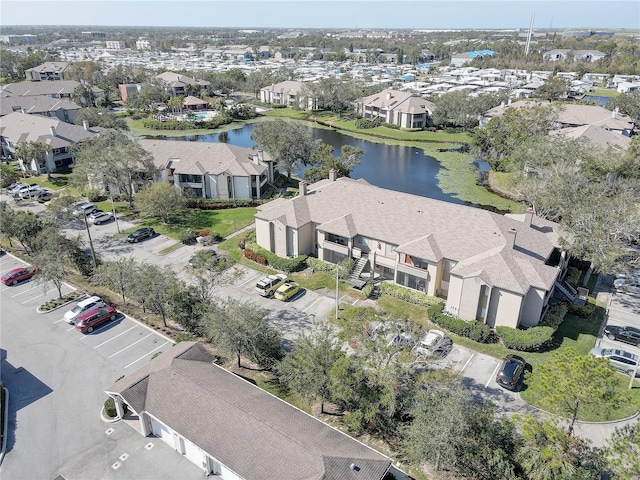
[
  {"x1": 549, "y1": 124, "x2": 631, "y2": 151},
  {"x1": 256, "y1": 177, "x2": 561, "y2": 293},
  {"x1": 355, "y1": 89, "x2": 436, "y2": 115},
  {"x1": 261, "y1": 80, "x2": 304, "y2": 94},
  {"x1": 107, "y1": 342, "x2": 391, "y2": 480},
  {"x1": 1, "y1": 80, "x2": 103, "y2": 97},
  {"x1": 0, "y1": 111, "x2": 99, "y2": 148},
  {"x1": 138, "y1": 139, "x2": 270, "y2": 177},
  {"x1": 0, "y1": 96, "x2": 80, "y2": 117}
]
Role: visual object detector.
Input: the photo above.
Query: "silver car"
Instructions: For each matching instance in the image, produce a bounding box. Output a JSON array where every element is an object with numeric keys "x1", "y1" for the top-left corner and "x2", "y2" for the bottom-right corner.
[{"x1": 590, "y1": 347, "x2": 639, "y2": 376}]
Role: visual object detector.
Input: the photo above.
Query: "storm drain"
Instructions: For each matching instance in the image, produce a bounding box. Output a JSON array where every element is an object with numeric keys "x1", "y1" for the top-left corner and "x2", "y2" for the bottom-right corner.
[{"x1": 145, "y1": 442, "x2": 155, "y2": 450}]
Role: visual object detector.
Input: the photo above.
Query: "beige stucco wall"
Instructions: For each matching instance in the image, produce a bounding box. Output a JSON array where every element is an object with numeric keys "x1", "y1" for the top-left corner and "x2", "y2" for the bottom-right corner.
[
  {"x1": 491, "y1": 289, "x2": 523, "y2": 329},
  {"x1": 445, "y1": 276, "x2": 464, "y2": 317},
  {"x1": 273, "y1": 219, "x2": 288, "y2": 258},
  {"x1": 297, "y1": 222, "x2": 315, "y2": 256},
  {"x1": 457, "y1": 277, "x2": 483, "y2": 321},
  {"x1": 255, "y1": 218, "x2": 272, "y2": 252},
  {"x1": 519, "y1": 287, "x2": 546, "y2": 327}
]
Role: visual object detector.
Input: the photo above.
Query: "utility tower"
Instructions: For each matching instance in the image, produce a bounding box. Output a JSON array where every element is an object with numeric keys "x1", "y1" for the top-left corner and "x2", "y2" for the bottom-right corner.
[{"x1": 524, "y1": 12, "x2": 535, "y2": 56}]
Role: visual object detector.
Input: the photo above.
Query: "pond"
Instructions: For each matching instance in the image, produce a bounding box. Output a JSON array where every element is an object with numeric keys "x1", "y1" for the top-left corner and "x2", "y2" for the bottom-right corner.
[{"x1": 147, "y1": 122, "x2": 506, "y2": 212}]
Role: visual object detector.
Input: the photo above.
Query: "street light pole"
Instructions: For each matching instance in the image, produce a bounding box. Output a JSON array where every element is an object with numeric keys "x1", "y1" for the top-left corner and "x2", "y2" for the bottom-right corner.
[
  {"x1": 83, "y1": 212, "x2": 98, "y2": 270},
  {"x1": 335, "y1": 263, "x2": 339, "y2": 321}
]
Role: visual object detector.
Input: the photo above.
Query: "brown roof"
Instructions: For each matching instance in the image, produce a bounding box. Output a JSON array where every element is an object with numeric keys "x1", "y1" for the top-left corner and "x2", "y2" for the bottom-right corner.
[
  {"x1": 355, "y1": 89, "x2": 436, "y2": 115},
  {"x1": 0, "y1": 111, "x2": 99, "y2": 149},
  {"x1": 139, "y1": 139, "x2": 269, "y2": 177},
  {"x1": 549, "y1": 124, "x2": 631, "y2": 151},
  {"x1": 256, "y1": 177, "x2": 561, "y2": 294},
  {"x1": 107, "y1": 342, "x2": 391, "y2": 480}
]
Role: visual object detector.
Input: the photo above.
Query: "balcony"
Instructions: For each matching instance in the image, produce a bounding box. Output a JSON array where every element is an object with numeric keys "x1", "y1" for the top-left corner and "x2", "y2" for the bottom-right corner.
[{"x1": 322, "y1": 240, "x2": 349, "y2": 256}]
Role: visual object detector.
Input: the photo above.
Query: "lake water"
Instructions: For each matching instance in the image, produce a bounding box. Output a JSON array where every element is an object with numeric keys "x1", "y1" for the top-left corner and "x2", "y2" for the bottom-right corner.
[
  {"x1": 149, "y1": 122, "x2": 497, "y2": 210},
  {"x1": 582, "y1": 95, "x2": 611, "y2": 107}
]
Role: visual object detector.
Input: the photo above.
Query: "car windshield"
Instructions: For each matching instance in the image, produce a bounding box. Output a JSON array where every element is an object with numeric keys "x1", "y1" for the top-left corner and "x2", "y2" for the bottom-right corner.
[{"x1": 71, "y1": 305, "x2": 82, "y2": 313}]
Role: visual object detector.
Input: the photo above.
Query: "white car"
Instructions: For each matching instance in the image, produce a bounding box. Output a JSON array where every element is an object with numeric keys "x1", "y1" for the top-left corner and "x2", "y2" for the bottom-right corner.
[
  {"x1": 88, "y1": 211, "x2": 113, "y2": 224},
  {"x1": 18, "y1": 185, "x2": 44, "y2": 199},
  {"x1": 73, "y1": 203, "x2": 97, "y2": 217},
  {"x1": 414, "y1": 329, "x2": 446, "y2": 357},
  {"x1": 617, "y1": 279, "x2": 640, "y2": 294},
  {"x1": 64, "y1": 296, "x2": 106, "y2": 324}
]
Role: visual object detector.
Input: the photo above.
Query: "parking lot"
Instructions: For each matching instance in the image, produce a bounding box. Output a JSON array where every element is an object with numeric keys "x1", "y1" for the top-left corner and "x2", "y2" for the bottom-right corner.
[
  {"x1": 0, "y1": 253, "x2": 202, "y2": 480},
  {"x1": 598, "y1": 289, "x2": 640, "y2": 357}
]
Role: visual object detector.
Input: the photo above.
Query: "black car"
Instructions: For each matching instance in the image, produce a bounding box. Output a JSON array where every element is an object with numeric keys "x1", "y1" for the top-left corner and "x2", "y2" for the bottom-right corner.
[
  {"x1": 496, "y1": 354, "x2": 526, "y2": 391},
  {"x1": 604, "y1": 325, "x2": 640, "y2": 347},
  {"x1": 127, "y1": 227, "x2": 156, "y2": 243}
]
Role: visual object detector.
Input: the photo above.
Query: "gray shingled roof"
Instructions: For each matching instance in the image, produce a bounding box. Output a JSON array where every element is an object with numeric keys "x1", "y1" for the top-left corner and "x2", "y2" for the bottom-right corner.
[
  {"x1": 138, "y1": 139, "x2": 269, "y2": 177},
  {"x1": 261, "y1": 80, "x2": 303, "y2": 94},
  {"x1": 356, "y1": 89, "x2": 436, "y2": 115},
  {"x1": 107, "y1": 342, "x2": 391, "y2": 480},
  {"x1": 549, "y1": 124, "x2": 631, "y2": 151},
  {"x1": 0, "y1": 111, "x2": 99, "y2": 148},
  {"x1": 1, "y1": 80, "x2": 103, "y2": 97},
  {"x1": 0, "y1": 96, "x2": 81, "y2": 117},
  {"x1": 256, "y1": 177, "x2": 561, "y2": 293}
]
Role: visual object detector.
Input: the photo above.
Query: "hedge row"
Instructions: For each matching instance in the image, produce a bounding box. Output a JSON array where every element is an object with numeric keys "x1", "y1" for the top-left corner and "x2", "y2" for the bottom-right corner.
[
  {"x1": 244, "y1": 248, "x2": 267, "y2": 266},
  {"x1": 355, "y1": 118, "x2": 382, "y2": 129},
  {"x1": 380, "y1": 282, "x2": 443, "y2": 307},
  {"x1": 568, "y1": 302, "x2": 596, "y2": 318},
  {"x1": 306, "y1": 257, "x2": 355, "y2": 278},
  {"x1": 427, "y1": 304, "x2": 494, "y2": 343},
  {"x1": 495, "y1": 325, "x2": 555, "y2": 352},
  {"x1": 540, "y1": 302, "x2": 569, "y2": 330},
  {"x1": 186, "y1": 198, "x2": 259, "y2": 208},
  {"x1": 141, "y1": 116, "x2": 233, "y2": 130},
  {"x1": 244, "y1": 242, "x2": 308, "y2": 272}
]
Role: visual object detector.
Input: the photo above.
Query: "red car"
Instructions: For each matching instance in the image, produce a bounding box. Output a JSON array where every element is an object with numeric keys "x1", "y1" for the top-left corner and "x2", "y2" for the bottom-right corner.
[
  {"x1": 74, "y1": 305, "x2": 118, "y2": 333},
  {"x1": 1, "y1": 266, "x2": 40, "y2": 285}
]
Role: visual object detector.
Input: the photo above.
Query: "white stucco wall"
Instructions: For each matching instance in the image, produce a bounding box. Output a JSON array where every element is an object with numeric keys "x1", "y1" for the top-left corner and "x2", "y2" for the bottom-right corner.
[
  {"x1": 255, "y1": 218, "x2": 272, "y2": 252},
  {"x1": 298, "y1": 222, "x2": 315, "y2": 255},
  {"x1": 519, "y1": 287, "x2": 546, "y2": 327},
  {"x1": 273, "y1": 218, "x2": 288, "y2": 258},
  {"x1": 232, "y1": 176, "x2": 250, "y2": 199},
  {"x1": 491, "y1": 289, "x2": 523, "y2": 329},
  {"x1": 207, "y1": 175, "x2": 218, "y2": 198},
  {"x1": 445, "y1": 276, "x2": 464, "y2": 317},
  {"x1": 457, "y1": 277, "x2": 483, "y2": 321}
]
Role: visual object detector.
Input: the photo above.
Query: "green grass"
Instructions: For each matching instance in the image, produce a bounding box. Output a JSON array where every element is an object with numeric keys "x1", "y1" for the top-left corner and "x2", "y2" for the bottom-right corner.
[
  {"x1": 26, "y1": 173, "x2": 70, "y2": 190},
  {"x1": 591, "y1": 87, "x2": 621, "y2": 98},
  {"x1": 135, "y1": 207, "x2": 257, "y2": 240},
  {"x1": 126, "y1": 117, "x2": 264, "y2": 138},
  {"x1": 93, "y1": 200, "x2": 135, "y2": 217}
]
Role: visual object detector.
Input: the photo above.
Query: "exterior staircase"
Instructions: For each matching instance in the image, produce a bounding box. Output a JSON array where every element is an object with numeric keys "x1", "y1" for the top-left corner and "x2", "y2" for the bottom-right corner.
[
  {"x1": 555, "y1": 280, "x2": 578, "y2": 303},
  {"x1": 347, "y1": 256, "x2": 368, "y2": 289}
]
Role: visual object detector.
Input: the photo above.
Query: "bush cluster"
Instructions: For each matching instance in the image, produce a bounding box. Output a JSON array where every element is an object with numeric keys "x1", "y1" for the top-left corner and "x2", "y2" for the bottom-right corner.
[
  {"x1": 103, "y1": 397, "x2": 117, "y2": 418},
  {"x1": 565, "y1": 266, "x2": 582, "y2": 288},
  {"x1": 427, "y1": 304, "x2": 494, "y2": 343},
  {"x1": 244, "y1": 242, "x2": 308, "y2": 272},
  {"x1": 495, "y1": 325, "x2": 555, "y2": 352},
  {"x1": 361, "y1": 282, "x2": 374, "y2": 298},
  {"x1": 540, "y1": 302, "x2": 569, "y2": 330},
  {"x1": 179, "y1": 229, "x2": 198, "y2": 245},
  {"x1": 568, "y1": 302, "x2": 596, "y2": 318},
  {"x1": 141, "y1": 116, "x2": 233, "y2": 131},
  {"x1": 355, "y1": 118, "x2": 382, "y2": 129},
  {"x1": 244, "y1": 248, "x2": 268, "y2": 266},
  {"x1": 380, "y1": 282, "x2": 442, "y2": 307},
  {"x1": 381, "y1": 122, "x2": 400, "y2": 130},
  {"x1": 186, "y1": 198, "x2": 258, "y2": 209}
]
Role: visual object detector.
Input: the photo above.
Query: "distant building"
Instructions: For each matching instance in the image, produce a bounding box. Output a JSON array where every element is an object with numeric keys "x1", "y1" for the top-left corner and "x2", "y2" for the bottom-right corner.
[
  {"x1": 259, "y1": 81, "x2": 317, "y2": 109},
  {"x1": 81, "y1": 31, "x2": 107, "y2": 39},
  {"x1": 118, "y1": 83, "x2": 142, "y2": 102},
  {"x1": 0, "y1": 34, "x2": 37, "y2": 45},
  {"x1": 136, "y1": 38, "x2": 155, "y2": 50},
  {"x1": 24, "y1": 62, "x2": 70, "y2": 81},
  {"x1": 354, "y1": 88, "x2": 436, "y2": 129},
  {"x1": 156, "y1": 72, "x2": 210, "y2": 97},
  {"x1": 105, "y1": 40, "x2": 126, "y2": 50},
  {"x1": 543, "y1": 49, "x2": 606, "y2": 63},
  {"x1": 451, "y1": 49, "x2": 496, "y2": 67}
]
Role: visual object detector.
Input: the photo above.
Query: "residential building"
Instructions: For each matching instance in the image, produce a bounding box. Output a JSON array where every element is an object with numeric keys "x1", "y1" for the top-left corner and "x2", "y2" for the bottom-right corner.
[
  {"x1": 549, "y1": 124, "x2": 631, "y2": 152},
  {"x1": 156, "y1": 72, "x2": 210, "y2": 97},
  {"x1": 0, "y1": 95, "x2": 81, "y2": 123},
  {"x1": 543, "y1": 49, "x2": 606, "y2": 63},
  {"x1": 0, "y1": 34, "x2": 37, "y2": 45},
  {"x1": 24, "y1": 62, "x2": 70, "y2": 81},
  {"x1": 255, "y1": 174, "x2": 568, "y2": 329},
  {"x1": 354, "y1": 88, "x2": 436, "y2": 129},
  {"x1": 105, "y1": 40, "x2": 127, "y2": 50},
  {"x1": 118, "y1": 83, "x2": 142, "y2": 102},
  {"x1": 450, "y1": 50, "x2": 496, "y2": 67},
  {"x1": 135, "y1": 38, "x2": 155, "y2": 50},
  {"x1": 259, "y1": 80, "x2": 316, "y2": 109},
  {"x1": 140, "y1": 139, "x2": 275, "y2": 200},
  {"x1": 0, "y1": 112, "x2": 99, "y2": 172},
  {"x1": 106, "y1": 341, "x2": 392, "y2": 479},
  {"x1": 182, "y1": 95, "x2": 208, "y2": 111},
  {"x1": 1, "y1": 80, "x2": 104, "y2": 101}
]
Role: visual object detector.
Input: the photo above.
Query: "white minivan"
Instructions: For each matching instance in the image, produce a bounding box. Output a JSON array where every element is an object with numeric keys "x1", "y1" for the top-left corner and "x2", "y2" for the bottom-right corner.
[
  {"x1": 255, "y1": 274, "x2": 287, "y2": 297},
  {"x1": 64, "y1": 296, "x2": 106, "y2": 324}
]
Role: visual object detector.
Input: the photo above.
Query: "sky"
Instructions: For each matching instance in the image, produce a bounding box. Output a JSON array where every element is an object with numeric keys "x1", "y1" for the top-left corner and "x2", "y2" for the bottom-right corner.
[{"x1": 1, "y1": 0, "x2": 639, "y2": 30}]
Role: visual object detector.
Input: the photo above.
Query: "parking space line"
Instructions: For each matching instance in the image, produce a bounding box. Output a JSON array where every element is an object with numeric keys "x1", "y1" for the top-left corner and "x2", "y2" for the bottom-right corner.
[
  {"x1": 124, "y1": 341, "x2": 170, "y2": 369},
  {"x1": 21, "y1": 291, "x2": 50, "y2": 304},
  {"x1": 93, "y1": 326, "x2": 138, "y2": 349},
  {"x1": 302, "y1": 297, "x2": 324, "y2": 313},
  {"x1": 11, "y1": 287, "x2": 39, "y2": 297},
  {"x1": 108, "y1": 333, "x2": 153, "y2": 358},
  {"x1": 460, "y1": 353, "x2": 475, "y2": 372},
  {"x1": 238, "y1": 273, "x2": 261, "y2": 288},
  {"x1": 487, "y1": 363, "x2": 501, "y2": 388}
]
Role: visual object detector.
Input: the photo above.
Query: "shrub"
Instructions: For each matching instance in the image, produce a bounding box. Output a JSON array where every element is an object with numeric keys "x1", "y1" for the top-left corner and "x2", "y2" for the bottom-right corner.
[
  {"x1": 382, "y1": 122, "x2": 400, "y2": 129},
  {"x1": 361, "y1": 282, "x2": 374, "y2": 298},
  {"x1": 495, "y1": 325, "x2": 555, "y2": 352},
  {"x1": 380, "y1": 282, "x2": 442, "y2": 307},
  {"x1": 85, "y1": 189, "x2": 105, "y2": 203},
  {"x1": 540, "y1": 302, "x2": 569, "y2": 330},
  {"x1": 179, "y1": 229, "x2": 198, "y2": 245},
  {"x1": 104, "y1": 397, "x2": 117, "y2": 418},
  {"x1": 565, "y1": 266, "x2": 582, "y2": 287},
  {"x1": 427, "y1": 304, "x2": 493, "y2": 343},
  {"x1": 355, "y1": 118, "x2": 382, "y2": 129},
  {"x1": 245, "y1": 242, "x2": 308, "y2": 272},
  {"x1": 197, "y1": 229, "x2": 211, "y2": 237},
  {"x1": 568, "y1": 302, "x2": 596, "y2": 318}
]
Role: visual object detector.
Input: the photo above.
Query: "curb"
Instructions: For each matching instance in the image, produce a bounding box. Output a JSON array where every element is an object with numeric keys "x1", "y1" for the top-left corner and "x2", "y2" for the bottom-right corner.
[
  {"x1": 0, "y1": 386, "x2": 9, "y2": 467},
  {"x1": 101, "y1": 406, "x2": 120, "y2": 424}
]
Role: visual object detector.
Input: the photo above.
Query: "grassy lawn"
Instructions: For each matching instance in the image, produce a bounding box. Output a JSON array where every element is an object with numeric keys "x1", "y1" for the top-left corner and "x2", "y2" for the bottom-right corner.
[
  {"x1": 132, "y1": 207, "x2": 257, "y2": 240},
  {"x1": 126, "y1": 117, "x2": 264, "y2": 138},
  {"x1": 25, "y1": 173, "x2": 70, "y2": 190},
  {"x1": 591, "y1": 88, "x2": 620, "y2": 98}
]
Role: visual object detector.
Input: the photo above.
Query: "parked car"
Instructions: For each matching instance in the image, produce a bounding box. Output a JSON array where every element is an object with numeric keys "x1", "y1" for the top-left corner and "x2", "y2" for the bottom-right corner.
[
  {"x1": 34, "y1": 190, "x2": 53, "y2": 203},
  {"x1": 64, "y1": 295, "x2": 106, "y2": 324},
  {"x1": 18, "y1": 185, "x2": 44, "y2": 199},
  {"x1": 274, "y1": 281, "x2": 301, "y2": 301},
  {"x1": 74, "y1": 305, "x2": 118, "y2": 333},
  {"x1": 188, "y1": 249, "x2": 219, "y2": 268},
  {"x1": 255, "y1": 274, "x2": 288, "y2": 297},
  {"x1": 496, "y1": 354, "x2": 527, "y2": 391},
  {"x1": 590, "y1": 347, "x2": 639, "y2": 376},
  {"x1": 1, "y1": 266, "x2": 40, "y2": 285},
  {"x1": 603, "y1": 325, "x2": 640, "y2": 347},
  {"x1": 619, "y1": 279, "x2": 640, "y2": 294},
  {"x1": 127, "y1": 227, "x2": 156, "y2": 243},
  {"x1": 414, "y1": 330, "x2": 446, "y2": 357},
  {"x1": 88, "y1": 211, "x2": 114, "y2": 225},
  {"x1": 73, "y1": 203, "x2": 97, "y2": 217}
]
